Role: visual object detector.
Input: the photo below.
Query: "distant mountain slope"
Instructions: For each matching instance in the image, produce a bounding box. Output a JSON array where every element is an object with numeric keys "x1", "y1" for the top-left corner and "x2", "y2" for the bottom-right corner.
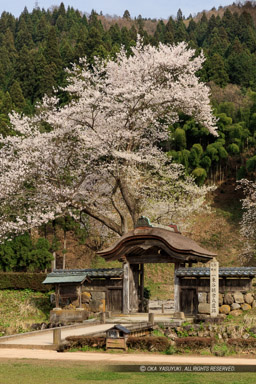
[{"x1": 193, "y1": 1, "x2": 256, "y2": 24}]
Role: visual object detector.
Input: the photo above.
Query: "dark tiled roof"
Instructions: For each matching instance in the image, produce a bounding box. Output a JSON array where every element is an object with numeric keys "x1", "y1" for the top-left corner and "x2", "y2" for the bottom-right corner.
[
  {"x1": 98, "y1": 226, "x2": 216, "y2": 263},
  {"x1": 107, "y1": 325, "x2": 130, "y2": 334},
  {"x1": 175, "y1": 267, "x2": 256, "y2": 277},
  {"x1": 43, "y1": 268, "x2": 123, "y2": 284}
]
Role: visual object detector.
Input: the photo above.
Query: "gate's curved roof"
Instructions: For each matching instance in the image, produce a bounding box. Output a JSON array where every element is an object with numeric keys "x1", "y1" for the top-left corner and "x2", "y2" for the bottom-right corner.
[{"x1": 98, "y1": 225, "x2": 216, "y2": 264}]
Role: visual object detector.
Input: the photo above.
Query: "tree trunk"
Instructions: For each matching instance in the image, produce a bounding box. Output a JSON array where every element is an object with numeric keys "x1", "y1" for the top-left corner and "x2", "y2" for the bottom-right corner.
[
  {"x1": 51, "y1": 220, "x2": 57, "y2": 271},
  {"x1": 63, "y1": 217, "x2": 67, "y2": 270}
]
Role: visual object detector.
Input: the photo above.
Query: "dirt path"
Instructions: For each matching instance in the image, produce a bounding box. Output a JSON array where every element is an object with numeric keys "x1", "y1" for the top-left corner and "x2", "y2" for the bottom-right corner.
[
  {"x1": 0, "y1": 324, "x2": 114, "y2": 346},
  {"x1": 0, "y1": 348, "x2": 255, "y2": 365}
]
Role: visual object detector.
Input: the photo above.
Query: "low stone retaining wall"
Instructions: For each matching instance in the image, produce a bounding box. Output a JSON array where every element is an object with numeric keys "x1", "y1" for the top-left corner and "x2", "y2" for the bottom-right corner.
[
  {"x1": 198, "y1": 291, "x2": 256, "y2": 315},
  {"x1": 164, "y1": 323, "x2": 256, "y2": 341},
  {"x1": 63, "y1": 322, "x2": 256, "y2": 354}
]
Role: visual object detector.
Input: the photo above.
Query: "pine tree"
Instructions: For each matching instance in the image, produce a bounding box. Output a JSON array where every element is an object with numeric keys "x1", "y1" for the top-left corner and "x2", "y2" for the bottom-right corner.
[
  {"x1": 15, "y1": 18, "x2": 34, "y2": 50},
  {"x1": 123, "y1": 10, "x2": 131, "y2": 20},
  {"x1": 9, "y1": 80, "x2": 26, "y2": 110},
  {"x1": 15, "y1": 46, "x2": 35, "y2": 100},
  {"x1": 34, "y1": 15, "x2": 48, "y2": 42},
  {"x1": 208, "y1": 53, "x2": 229, "y2": 87},
  {"x1": 44, "y1": 27, "x2": 62, "y2": 71}
]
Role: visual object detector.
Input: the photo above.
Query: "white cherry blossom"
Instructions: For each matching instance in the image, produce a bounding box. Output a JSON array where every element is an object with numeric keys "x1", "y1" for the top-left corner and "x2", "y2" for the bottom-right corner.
[{"x1": 0, "y1": 39, "x2": 217, "y2": 240}]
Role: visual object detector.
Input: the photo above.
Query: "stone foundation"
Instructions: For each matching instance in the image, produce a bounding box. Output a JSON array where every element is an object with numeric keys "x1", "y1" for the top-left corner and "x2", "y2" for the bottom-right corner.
[
  {"x1": 50, "y1": 309, "x2": 89, "y2": 323},
  {"x1": 54, "y1": 290, "x2": 106, "y2": 313},
  {"x1": 198, "y1": 291, "x2": 256, "y2": 315}
]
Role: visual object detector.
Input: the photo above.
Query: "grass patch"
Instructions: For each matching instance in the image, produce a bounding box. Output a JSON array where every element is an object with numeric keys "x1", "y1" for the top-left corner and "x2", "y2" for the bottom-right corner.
[
  {"x1": 0, "y1": 289, "x2": 52, "y2": 335},
  {"x1": 91, "y1": 255, "x2": 122, "y2": 269},
  {"x1": 144, "y1": 264, "x2": 174, "y2": 300},
  {"x1": 0, "y1": 361, "x2": 255, "y2": 384}
]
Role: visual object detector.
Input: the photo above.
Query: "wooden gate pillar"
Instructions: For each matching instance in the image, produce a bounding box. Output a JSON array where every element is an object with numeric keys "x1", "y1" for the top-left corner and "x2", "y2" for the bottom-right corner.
[
  {"x1": 123, "y1": 262, "x2": 130, "y2": 314},
  {"x1": 174, "y1": 263, "x2": 180, "y2": 312},
  {"x1": 139, "y1": 263, "x2": 144, "y2": 312}
]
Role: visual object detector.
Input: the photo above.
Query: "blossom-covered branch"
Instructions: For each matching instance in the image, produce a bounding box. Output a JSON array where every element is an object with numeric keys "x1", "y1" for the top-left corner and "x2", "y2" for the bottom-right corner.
[
  {"x1": 238, "y1": 178, "x2": 256, "y2": 259},
  {"x1": 0, "y1": 38, "x2": 217, "y2": 240}
]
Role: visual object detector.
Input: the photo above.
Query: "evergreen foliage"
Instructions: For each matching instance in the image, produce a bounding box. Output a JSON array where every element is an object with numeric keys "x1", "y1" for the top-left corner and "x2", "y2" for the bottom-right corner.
[
  {"x1": 0, "y1": 234, "x2": 52, "y2": 272},
  {"x1": 0, "y1": 4, "x2": 255, "y2": 182},
  {"x1": 0, "y1": 3, "x2": 256, "y2": 268}
]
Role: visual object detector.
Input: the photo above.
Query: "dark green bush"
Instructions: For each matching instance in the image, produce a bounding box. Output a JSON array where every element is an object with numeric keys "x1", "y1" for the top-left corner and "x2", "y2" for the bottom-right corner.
[
  {"x1": 175, "y1": 337, "x2": 215, "y2": 349},
  {"x1": 127, "y1": 336, "x2": 169, "y2": 351},
  {"x1": 227, "y1": 338, "x2": 256, "y2": 348},
  {"x1": 65, "y1": 336, "x2": 106, "y2": 349},
  {"x1": 0, "y1": 272, "x2": 51, "y2": 291},
  {"x1": 0, "y1": 233, "x2": 53, "y2": 272}
]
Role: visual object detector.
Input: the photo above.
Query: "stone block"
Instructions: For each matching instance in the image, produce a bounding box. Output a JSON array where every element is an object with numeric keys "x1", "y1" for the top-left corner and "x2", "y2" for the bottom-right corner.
[
  {"x1": 249, "y1": 326, "x2": 256, "y2": 335},
  {"x1": 198, "y1": 303, "x2": 210, "y2": 314},
  {"x1": 89, "y1": 300, "x2": 101, "y2": 312},
  {"x1": 91, "y1": 291, "x2": 105, "y2": 301},
  {"x1": 198, "y1": 292, "x2": 207, "y2": 303},
  {"x1": 241, "y1": 303, "x2": 251, "y2": 311},
  {"x1": 82, "y1": 292, "x2": 91, "y2": 304},
  {"x1": 71, "y1": 299, "x2": 79, "y2": 307},
  {"x1": 194, "y1": 314, "x2": 211, "y2": 322},
  {"x1": 231, "y1": 303, "x2": 241, "y2": 310},
  {"x1": 252, "y1": 300, "x2": 256, "y2": 309},
  {"x1": 219, "y1": 305, "x2": 231, "y2": 314},
  {"x1": 173, "y1": 311, "x2": 185, "y2": 319},
  {"x1": 244, "y1": 293, "x2": 254, "y2": 305},
  {"x1": 166, "y1": 331, "x2": 177, "y2": 340},
  {"x1": 226, "y1": 325, "x2": 236, "y2": 336},
  {"x1": 233, "y1": 291, "x2": 244, "y2": 304},
  {"x1": 223, "y1": 293, "x2": 234, "y2": 305},
  {"x1": 50, "y1": 309, "x2": 89, "y2": 323}
]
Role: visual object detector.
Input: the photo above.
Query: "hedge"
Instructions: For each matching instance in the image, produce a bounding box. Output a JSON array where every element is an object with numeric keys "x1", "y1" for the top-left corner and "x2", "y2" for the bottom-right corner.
[
  {"x1": 227, "y1": 338, "x2": 256, "y2": 348},
  {"x1": 175, "y1": 337, "x2": 215, "y2": 349},
  {"x1": 127, "y1": 336, "x2": 169, "y2": 351},
  {"x1": 0, "y1": 272, "x2": 52, "y2": 292},
  {"x1": 65, "y1": 336, "x2": 170, "y2": 351},
  {"x1": 66, "y1": 336, "x2": 106, "y2": 349}
]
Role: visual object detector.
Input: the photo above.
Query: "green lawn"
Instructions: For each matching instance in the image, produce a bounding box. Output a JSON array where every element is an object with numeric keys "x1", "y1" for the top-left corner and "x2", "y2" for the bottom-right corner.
[
  {"x1": 0, "y1": 361, "x2": 255, "y2": 384},
  {"x1": 0, "y1": 289, "x2": 52, "y2": 335}
]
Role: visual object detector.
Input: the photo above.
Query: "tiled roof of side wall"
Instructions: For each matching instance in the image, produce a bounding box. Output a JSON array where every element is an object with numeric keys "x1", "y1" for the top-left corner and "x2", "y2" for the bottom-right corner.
[
  {"x1": 175, "y1": 267, "x2": 256, "y2": 277},
  {"x1": 42, "y1": 268, "x2": 123, "y2": 284}
]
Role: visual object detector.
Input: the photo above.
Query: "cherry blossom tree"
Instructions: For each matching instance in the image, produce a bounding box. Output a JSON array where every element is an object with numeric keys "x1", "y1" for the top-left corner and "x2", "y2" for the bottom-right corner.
[
  {"x1": 0, "y1": 39, "x2": 217, "y2": 240},
  {"x1": 238, "y1": 179, "x2": 256, "y2": 259}
]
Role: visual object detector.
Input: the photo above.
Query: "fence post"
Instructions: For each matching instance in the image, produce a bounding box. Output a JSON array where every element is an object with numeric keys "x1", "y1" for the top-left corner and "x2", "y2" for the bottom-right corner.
[
  {"x1": 100, "y1": 312, "x2": 106, "y2": 324},
  {"x1": 148, "y1": 313, "x2": 154, "y2": 325},
  {"x1": 53, "y1": 328, "x2": 61, "y2": 346}
]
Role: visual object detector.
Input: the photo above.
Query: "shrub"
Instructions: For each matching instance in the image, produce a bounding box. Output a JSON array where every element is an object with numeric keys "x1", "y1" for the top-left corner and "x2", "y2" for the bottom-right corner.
[
  {"x1": 227, "y1": 338, "x2": 256, "y2": 348},
  {"x1": 211, "y1": 343, "x2": 229, "y2": 356},
  {"x1": 0, "y1": 233, "x2": 53, "y2": 272},
  {"x1": 175, "y1": 337, "x2": 215, "y2": 349},
  {"x1": 127, "y1": 336, "x2": 169, "y2": 351},
  {"x1": 65, "y1": 336, "x2": 106, "y2": 349},
  {"x1": 0, "y1": 272, "x2": 51, "y2": 291},
  {"x1": 192, "y1": 167, "x2": 207, "y2": 186}
]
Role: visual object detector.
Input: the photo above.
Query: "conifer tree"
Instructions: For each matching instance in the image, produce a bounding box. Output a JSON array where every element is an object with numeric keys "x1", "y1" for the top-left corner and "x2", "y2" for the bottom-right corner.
[{"x1": 9, "y1": 81, "x2": 26, "y2": 110}]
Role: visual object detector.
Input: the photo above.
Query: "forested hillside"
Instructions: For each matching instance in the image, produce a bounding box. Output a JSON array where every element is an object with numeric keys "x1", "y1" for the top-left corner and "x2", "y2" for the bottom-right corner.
[
  {"x1": 1, "y1": 2, "x2": 256, "y2": 182},
  {"x1": 0, "y1": 1, "x2": 255, "y2": 272}
]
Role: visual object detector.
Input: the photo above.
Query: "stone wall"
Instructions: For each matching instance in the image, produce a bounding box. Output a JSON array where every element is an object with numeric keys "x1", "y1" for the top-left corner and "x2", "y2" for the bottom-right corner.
[
  {"x1": 81, "y1": 290, "x2": 106, "y2": 313},
  {"x1": 60, "y1": 289, "x2": 106, "y2": 313},
  {"x1": 198, "y1": 291, "x2": 256, "y2": 315}
]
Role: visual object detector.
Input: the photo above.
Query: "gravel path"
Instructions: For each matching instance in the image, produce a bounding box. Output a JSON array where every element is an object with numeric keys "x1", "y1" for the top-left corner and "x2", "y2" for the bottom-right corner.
[
  {"x1": 0, "y1": 324, "x2": 114, "y2": 345},
  {"x1": 0, "y1": 348, "x2": 255, "y2": 365}
]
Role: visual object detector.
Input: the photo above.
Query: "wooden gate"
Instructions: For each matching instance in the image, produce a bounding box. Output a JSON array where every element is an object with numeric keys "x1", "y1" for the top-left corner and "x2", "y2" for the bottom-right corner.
[
  {"x1": 107, "y1": 288, "x2": 122, "y2": 313},
  {"x1": 180, "y1": 288, "x2": 198, "y2": 315}
]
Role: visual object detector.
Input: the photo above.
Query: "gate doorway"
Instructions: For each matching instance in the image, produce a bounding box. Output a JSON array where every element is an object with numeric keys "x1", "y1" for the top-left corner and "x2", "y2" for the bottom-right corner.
[
  {"x1": 98, "y1": 218, "x2": 215, "y2": 314},
  {"x1": 180, "y1": 288, "x2": 198, "y2": 315},
  {"x1": 107, "y1": 288, "x2": 123, "y2": 312}
]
